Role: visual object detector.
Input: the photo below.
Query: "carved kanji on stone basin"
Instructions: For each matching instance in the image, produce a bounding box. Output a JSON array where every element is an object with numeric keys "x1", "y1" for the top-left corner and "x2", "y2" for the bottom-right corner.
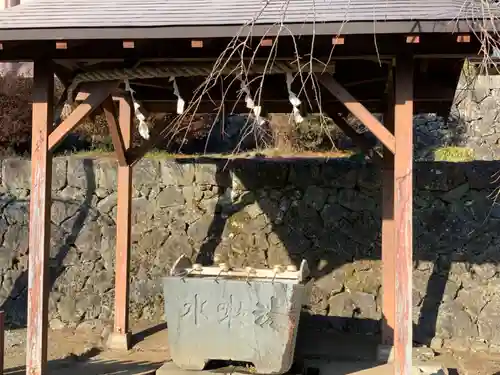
[{"x1": 163, "y1": 256, "x2": 310, "y2": 374}]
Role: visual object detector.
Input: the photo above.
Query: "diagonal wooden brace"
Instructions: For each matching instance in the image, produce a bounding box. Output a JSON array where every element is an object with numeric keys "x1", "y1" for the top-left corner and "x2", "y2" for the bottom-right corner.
[
  {"x1": 101, "y1": 96, "x2": 128, "y2": 167},
  {"x1": 48, "y1": 81, "x2": 119, "y2": 152},
  {"x1": 317, "y1": 74, "x2": 396, "y2": 154}
]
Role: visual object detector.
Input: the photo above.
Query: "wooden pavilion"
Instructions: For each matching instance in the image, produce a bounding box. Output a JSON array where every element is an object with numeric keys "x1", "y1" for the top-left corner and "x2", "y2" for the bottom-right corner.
[{"x1": 0, "y1": 0, "x2": 497, "y2": 374}]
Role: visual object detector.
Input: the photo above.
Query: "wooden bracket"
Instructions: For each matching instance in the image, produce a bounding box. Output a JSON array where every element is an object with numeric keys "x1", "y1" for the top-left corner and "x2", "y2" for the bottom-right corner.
[
  {"x1": 55, "y1": 41, "x2": 68, "y2": 49},
  {"x1": 191, "y1": 40, "x2": 203, "y2": 48},
  {"x1": 101, "y1": 96, "x2": 128, "y2": 166},
  {"x1": 456, "y1": 34, "x2": 471, "y2": 43},
  {"x1": 405, "y1": 35, "x2": 420, "y2": 44},
  {"x1": 48, "y1": 81, "x2": 119, "y2": 151},
  {"x1": 260, "y1": 38, "x2": 273, "y2": 47},
  {"x1": 332, "y1": 36, "x2": 345, "y2": 45},
  {"x1": 123, "y1": 40, "x2": 135, "y2": 49},
  {"x1": 317, "y1": 74, "x2": 396, "y2": 153}
]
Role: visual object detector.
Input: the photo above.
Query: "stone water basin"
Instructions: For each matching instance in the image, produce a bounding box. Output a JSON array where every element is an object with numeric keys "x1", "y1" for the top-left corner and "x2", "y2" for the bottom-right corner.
[{"x1": 163, "y1": 256, "x2": 310, "y2": 374}]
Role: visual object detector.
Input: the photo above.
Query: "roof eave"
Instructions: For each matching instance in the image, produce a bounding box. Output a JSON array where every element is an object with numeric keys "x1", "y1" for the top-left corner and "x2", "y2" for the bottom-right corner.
[{"x1": 0, "y1": 19, "x2": 489, "y2": 42}]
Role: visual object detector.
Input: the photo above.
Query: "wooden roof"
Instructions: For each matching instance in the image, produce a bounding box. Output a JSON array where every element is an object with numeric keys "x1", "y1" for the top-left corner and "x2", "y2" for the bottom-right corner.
[{"x1": 0, "y1": 0, "x2": 497, "y2": 40}]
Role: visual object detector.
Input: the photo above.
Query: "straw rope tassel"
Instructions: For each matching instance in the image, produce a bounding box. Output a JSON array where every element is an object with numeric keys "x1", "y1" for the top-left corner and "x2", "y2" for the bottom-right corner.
[
  {"x1": 124, "y1": 79, "x2": 150, "y2": 140},
  {"x1": 239, "y1": 78, "x2": 265, "y2": 125},
  {"x1": 286, "y1": 72, "x2": 303, "y2": 123}
]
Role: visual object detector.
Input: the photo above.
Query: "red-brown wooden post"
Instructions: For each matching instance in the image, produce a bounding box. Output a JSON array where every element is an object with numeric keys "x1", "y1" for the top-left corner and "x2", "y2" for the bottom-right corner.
[
  {"x1": 393, "y1": 55, "x2": 414, "y2": 375},
  {"x1": 107, "y1": 98, "x2": 133, "y2": 350},
  {"x1": 0, "y1": 311, "x2": 4, "y2": 375},
  {"x1": 381, "y1": 66, "x2": 396, "y2": 348},
  {"x1": 27, "y1": 60, "x2": 54, "y2": 375}
]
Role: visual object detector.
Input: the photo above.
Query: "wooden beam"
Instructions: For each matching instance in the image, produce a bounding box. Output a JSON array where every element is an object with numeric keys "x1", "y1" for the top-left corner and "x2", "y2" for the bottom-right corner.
[
  {"x1": 382, "y1": 68, "x2": 396, "y2": 347},
  {"x1": 48, "y1": 82, "x2": 118, "y2": 151},
  {"x1": 27, "y1": 60, "x2": 53, "y2": 375},
  {"x1": 393, "y1": 55, "x2": 414, "y2": 375},
  {"x1": 107, "y1": 99, "x2": 133, "y2": 351},
  {"x1": 317, "y1": 74, "x2": 396, "y2": 153},
  {"x1": 101, "y1": 96, "x2": 128, "y2": 167}
]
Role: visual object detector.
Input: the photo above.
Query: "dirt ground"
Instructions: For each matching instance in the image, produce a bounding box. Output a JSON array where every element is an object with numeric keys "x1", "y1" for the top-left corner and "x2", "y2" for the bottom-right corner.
[
  {"x1": 3, "y1": 320, "x2": 500, "y2": 375},
  {"x1": 3, "y1": 320, "x2": 170, "y2": 374}
]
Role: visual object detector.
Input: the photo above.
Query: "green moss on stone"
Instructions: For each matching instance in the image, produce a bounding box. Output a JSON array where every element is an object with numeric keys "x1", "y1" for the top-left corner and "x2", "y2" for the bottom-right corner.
[{"x1": 433, "y1": 147, "x2": 475, "y2": 162}]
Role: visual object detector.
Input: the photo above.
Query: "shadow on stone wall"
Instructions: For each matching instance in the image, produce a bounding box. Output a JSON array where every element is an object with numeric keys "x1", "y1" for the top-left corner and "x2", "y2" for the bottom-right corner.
[
  {"x1": 0, "y1": 158, "x2": 96, "y2": 328},
  {"x1": 176, "y1": 157, "x2": 500, "y2": 352}
]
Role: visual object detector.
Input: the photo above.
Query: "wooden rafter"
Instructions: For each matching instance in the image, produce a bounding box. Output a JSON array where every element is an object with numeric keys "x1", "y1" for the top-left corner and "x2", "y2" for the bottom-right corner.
[
  {"x1": 101, "y1": 96, "x2": 128, "y2": 167},
  {"x1": 317, "y1": 74, "x2": 396, "y2": 153},
  {"x1": 48, "y1": 81, "x2": 118, "y2": 151}
]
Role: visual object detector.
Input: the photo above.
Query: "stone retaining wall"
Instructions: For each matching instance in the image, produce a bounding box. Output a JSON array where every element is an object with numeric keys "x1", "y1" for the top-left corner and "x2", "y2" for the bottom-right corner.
[{"x1": 0, "y1": 157, "x2": 500, "y2": 352}]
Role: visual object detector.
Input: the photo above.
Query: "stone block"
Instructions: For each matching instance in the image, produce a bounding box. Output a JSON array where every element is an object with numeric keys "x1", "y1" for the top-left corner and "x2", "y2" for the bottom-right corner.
[
  {"x1": 95, "y1": 159, "x2": 118, "y2": 191},
  {"x1": 67, "y1": 157, "x2": 96, "y2": 190},
  {"x1": 2, "y1": 158, "x2": 31, "y2": 190},
  {"x1": 161, "y1": 161, "x2": 195, "y2": 186},
  {"x1": 133, "y1": 159, "x2": 161, "y2": 190}
]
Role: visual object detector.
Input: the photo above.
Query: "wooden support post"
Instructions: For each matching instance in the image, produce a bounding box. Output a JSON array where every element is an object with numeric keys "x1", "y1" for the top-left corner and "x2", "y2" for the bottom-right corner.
[
  {"x1": 393, "y1": 55, "x2": 414, "y2": 375},
  {"x1": 107, "y1": 98, "x2": 133, "y2": 351},
  {"x1": 27, "y1": 60, "x2": 53, "y2": 375},
  {"x1": 0, "y1": 311, "x2": 4, "y2": 375},
  {"x1": 381, "y1": 68, "x2": 396, "y2": 350}
]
